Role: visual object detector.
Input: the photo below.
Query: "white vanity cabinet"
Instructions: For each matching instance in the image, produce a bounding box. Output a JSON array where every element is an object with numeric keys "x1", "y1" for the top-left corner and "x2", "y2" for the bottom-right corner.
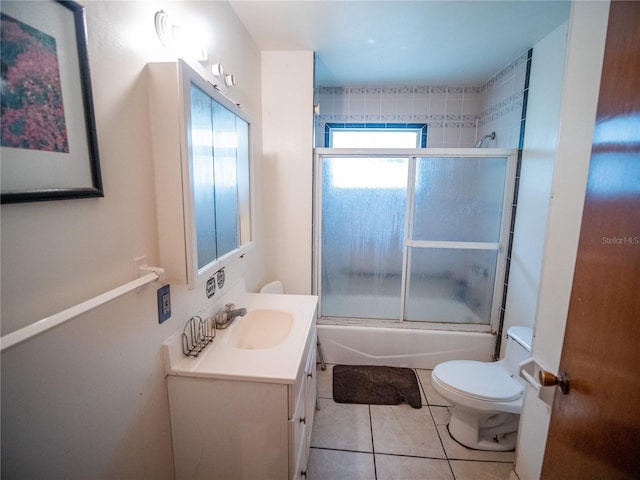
[{"x1": 166, "y1": 322, "x2": 317, "y2": 480}]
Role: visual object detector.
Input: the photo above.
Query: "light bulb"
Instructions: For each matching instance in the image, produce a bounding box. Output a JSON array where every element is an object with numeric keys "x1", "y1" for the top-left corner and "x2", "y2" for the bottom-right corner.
[{"x1": 211, "y1": 63, "x2": 224, "y2": 77}]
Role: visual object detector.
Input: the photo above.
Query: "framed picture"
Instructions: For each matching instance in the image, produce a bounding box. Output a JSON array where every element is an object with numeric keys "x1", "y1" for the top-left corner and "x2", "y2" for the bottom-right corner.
[{"x1": 1, "y1": 0, "x2": 102, "y2": 203}]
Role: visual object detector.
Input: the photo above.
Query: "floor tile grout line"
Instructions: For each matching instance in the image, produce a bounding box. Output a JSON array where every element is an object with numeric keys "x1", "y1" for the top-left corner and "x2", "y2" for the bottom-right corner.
[
  {"x1": 309, "y1": 446, "x2": 374, "y2": 455},
  {"x1": 414, "y1": 367, "x2": 429, "y2": 407},
  {"x1": 313, "y1": 443, "x2": 510, "y2": 464},
  {"x1": 418, "y1": 367, "x2": 458, "y2": 479},
  {"x1": 373, "y1": 451, "x2": 451, "y2": 462},
  {"x1": 448, "y1": 457, "x2": 516, "y2": 464},
  {"x1": 368, "y1": 404, "x2": 378, "y2": 480},
  {"x1": 428, "y1": 405, "x2": 450, "y2": 458}
]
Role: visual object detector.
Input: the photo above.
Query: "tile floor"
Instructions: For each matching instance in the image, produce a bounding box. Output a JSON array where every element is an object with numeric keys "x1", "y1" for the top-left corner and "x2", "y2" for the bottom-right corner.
[{"x1": 308, "y1": 364, "x2": 515, "y2": 480}]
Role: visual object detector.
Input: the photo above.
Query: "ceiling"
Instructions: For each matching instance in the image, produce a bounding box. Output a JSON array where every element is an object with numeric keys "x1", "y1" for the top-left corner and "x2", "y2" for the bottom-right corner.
[{"x1": 229, "y1": 0, "x2": 571, "y2": 87}]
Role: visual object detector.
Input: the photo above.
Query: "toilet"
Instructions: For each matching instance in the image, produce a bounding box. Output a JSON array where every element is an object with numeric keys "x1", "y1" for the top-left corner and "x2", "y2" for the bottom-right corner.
[{"x1": 431, "y1": 326, "x2": 533, "y2": 451}]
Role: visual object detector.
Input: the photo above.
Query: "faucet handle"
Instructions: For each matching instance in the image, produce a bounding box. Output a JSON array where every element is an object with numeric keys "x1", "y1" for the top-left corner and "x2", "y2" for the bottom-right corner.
[
  {"x1": 224, "y1": 303, "x2": 236, "y2": 312},
  {"x1": 214, "y1": 311, "x2": 227, "y2": 324}
]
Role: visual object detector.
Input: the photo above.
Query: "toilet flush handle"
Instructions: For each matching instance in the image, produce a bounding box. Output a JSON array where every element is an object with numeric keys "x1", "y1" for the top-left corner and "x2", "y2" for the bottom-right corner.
[{"x1": 539, "y1": 370, "x2": 570, "y2": 394}]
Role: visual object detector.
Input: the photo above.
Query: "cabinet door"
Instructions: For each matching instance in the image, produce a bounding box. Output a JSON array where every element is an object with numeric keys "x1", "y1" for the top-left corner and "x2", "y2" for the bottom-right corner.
[
  {"x1": 211, "y1": 101, "x2": 240, "y2": 258},
  {"x1": 290, "y1": 382, "x2": 307, "y2": 479},
  {"x1": 168, "y1": 376, "x2": 289, "y2": 480},
  {"x1": 148, "y1": 59, "x2": 254, "y2": 288},
  {"x1": 291, "y1": 335, "x2": 317, "y2": 479},
  {"x1": 190, "y1": 84, "x2": 243, "y2": 269},
  {"x1": 299, "y1": 342, "x2": 317, "y2": 477},
  {"x1": 190, "y1": 83, "x2": 217, "y2": 269}
]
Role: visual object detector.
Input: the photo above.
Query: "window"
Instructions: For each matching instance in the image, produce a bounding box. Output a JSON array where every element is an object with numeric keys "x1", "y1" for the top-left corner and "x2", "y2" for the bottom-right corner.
[{"x1": 325, "y1": 123, "x2": 427, "y2": 148}]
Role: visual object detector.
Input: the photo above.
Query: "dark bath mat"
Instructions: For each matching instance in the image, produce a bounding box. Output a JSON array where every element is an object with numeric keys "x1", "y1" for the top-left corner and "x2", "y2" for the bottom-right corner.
[{"x1": 333, "y1": 365, "x2": 422, "y2": 409}]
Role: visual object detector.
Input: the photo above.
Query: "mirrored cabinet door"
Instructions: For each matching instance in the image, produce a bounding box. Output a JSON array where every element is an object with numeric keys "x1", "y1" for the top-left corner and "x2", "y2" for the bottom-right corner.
[
  {"x1": 148, "y1": 59, "x2": 253, "y2": 289},
  {"x1": 210, "y1": 100, "x2": 240, "y2": 260},
  {"x1": 190, "y1": 83, "x2": 218, "y2": 269}
]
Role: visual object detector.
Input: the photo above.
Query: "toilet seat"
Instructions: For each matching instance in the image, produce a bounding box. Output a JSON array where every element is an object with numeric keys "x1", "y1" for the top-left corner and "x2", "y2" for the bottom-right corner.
[{"x1": 432, "y1": 360, "x2": 523, "y2": 402}]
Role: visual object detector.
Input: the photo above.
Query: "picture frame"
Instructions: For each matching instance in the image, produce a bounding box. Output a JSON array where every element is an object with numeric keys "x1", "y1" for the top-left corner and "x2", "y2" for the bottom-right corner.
[{"x1": 1, "y1": 0, "x2": 102, "y2": 203}]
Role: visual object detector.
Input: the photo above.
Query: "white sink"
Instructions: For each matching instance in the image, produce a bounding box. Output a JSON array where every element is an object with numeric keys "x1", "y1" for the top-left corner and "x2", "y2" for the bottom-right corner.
[
  {"x1": 230, "y1": 309, "x2": 294, "y2": 350},
  {"x1": 162, "y1": 286, "x2": 318, "y2": 384}
]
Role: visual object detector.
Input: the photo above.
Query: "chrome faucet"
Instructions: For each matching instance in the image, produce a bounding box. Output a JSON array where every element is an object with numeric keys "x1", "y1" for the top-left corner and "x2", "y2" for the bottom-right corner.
[{"x1": 214, "y1": 303, "x2": 247, "y2": 329}]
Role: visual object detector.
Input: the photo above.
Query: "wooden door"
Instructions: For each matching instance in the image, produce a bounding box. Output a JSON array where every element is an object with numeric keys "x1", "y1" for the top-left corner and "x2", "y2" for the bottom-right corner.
[{"x1": 541, "y1": 1, "x2": 640, "y2": 479}]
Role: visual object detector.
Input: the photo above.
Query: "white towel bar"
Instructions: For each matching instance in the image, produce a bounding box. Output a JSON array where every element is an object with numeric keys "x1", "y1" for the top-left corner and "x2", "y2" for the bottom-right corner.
[{"x1": 0, "y1": 267, "x2": 164, "y2": 352}]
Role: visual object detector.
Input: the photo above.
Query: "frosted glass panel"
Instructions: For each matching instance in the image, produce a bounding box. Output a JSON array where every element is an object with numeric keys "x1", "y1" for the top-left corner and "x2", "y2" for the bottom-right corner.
[
  {"x1": 413, "y1": 157, "x2": 507, "y2": 242},
  {"x1": 190, "y1": 84, "x2": 217, "y2": 269},
  {"x1": 321, "y1": 157, "x2": 407, "y2": 319},
  {"x1": 212, "y1": 103, "x2": 239, "y2": 258},
  {"x1": 405, "y1": 247, "x2": 497, "y2": 324}
]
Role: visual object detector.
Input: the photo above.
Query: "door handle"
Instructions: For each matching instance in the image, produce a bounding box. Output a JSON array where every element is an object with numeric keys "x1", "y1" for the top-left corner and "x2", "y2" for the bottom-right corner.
[{"x1": 539, "y1": 369, "x2": 569, "y2": 394}]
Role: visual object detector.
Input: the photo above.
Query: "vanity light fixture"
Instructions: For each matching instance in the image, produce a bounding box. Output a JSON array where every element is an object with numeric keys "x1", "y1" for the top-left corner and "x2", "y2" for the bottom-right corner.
[
  {"x1": 154, "y1": 10, "x2": 208, "y2": 62},
  {"x1": 212, "y1": 64, "x2": 235, "y2": 88},
  {"x1": 154, "y1": 10, "x2": 174, "y2": 48},
  {"x1": 155, "y1": 10, "x2": 236, "y2": 88}
]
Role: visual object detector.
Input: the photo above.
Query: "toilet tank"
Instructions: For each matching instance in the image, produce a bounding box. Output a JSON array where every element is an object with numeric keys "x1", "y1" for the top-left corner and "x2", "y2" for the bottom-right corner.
[{"x1": 503, "y1": 326, "x2": 533, "y2": 378}]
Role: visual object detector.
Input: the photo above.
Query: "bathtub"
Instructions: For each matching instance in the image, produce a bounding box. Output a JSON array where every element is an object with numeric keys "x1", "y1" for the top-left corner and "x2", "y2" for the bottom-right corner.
[{"x1": 317, "y1": 323, "x2": 495, "y2": 369}]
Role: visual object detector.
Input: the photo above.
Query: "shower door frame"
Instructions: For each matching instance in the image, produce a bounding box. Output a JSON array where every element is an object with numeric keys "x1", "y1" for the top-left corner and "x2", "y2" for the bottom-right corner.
[{"x1": 313, "y1": 148, "x2": 518, "y2": 333}]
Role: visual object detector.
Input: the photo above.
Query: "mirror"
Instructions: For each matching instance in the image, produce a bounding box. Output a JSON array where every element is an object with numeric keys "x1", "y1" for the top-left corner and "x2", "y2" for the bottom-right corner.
[
  {"x1": 182, "y1": 60, "x2": 253, "y2": 286},
  {"x1": 148, "y1": 59, "x2": 253, "y2": 289}
]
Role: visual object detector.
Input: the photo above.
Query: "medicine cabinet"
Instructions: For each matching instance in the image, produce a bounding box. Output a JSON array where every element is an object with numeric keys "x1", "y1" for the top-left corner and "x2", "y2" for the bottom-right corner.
[{"x1": 147, "y1": 59, "x2": 253, "y2": 289}]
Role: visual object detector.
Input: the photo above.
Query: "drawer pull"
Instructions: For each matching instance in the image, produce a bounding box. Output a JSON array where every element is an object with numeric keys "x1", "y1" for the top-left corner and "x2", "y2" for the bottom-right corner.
[
  {"x1": 307, "y1": 372, "x2": 313, "y2": 379},
  {"x1": 300, "y1": 470, "x2": 307, "y2": 478},
  {"x1": 299, "y1": 416, "x2": 306, "y2": 424}
]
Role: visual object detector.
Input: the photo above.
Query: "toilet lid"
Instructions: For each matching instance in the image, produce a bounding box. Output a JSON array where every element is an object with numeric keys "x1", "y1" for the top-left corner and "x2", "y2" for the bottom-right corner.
[{"x1": 433, "y1": 360, "x2": 523, "y2": 402}]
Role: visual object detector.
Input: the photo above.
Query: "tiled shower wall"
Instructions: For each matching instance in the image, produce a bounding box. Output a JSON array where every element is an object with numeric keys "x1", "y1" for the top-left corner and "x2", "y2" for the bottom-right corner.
[
  {"x1": 314, "y1": 86, "x2": 481, "y2": 148},
  {"x1": 477, "y1": 50, "x2": 531, "y2": 149},
  {"x1": 314, "y1": 49, "x2": 531, "y2": 149}
]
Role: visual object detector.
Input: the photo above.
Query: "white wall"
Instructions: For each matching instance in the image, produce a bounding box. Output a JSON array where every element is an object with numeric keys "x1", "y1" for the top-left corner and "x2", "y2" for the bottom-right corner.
[
  {"x1": 478, "y1": 51, "x2": 531, "y2": 149},
  {"x1": 514, "y1": 2, "x2": 610, "y2": 479},
  {"x1": 501, "y1": 22, "x2": 568, "y2": 350},
  {"x1": 1, "y1": 1, "x2": 265, "y2": 478},
  {"x1": 261, "y1": 51, "x2": 315, "y2": 294}
]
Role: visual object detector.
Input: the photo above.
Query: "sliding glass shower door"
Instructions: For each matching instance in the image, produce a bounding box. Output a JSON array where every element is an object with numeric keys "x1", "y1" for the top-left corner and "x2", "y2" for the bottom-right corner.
[
  {"x1": 315, "y1": 149, "x2": 516, "y2": 329},
  {"x1": 404, "y1": 156, "x2": 508, "y2": 325},
  {"x1": 320, "y1": 156, "x2": 407, "y2": 319}
]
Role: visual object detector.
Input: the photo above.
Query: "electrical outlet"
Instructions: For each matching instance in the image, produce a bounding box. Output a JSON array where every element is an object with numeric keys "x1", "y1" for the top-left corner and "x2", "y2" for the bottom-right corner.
[
  {"x1": 157, "y1": 284, "x2": 171, "y2": 323},
  {"x1": 206, "y1": 274, "x2": 216, "y2": 298}
]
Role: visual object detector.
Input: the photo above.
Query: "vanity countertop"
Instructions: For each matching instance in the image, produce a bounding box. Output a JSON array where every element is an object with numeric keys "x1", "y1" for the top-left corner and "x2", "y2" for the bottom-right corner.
[{"x1": 163, "y1": 292, "x2": 318, "y2": 384}]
